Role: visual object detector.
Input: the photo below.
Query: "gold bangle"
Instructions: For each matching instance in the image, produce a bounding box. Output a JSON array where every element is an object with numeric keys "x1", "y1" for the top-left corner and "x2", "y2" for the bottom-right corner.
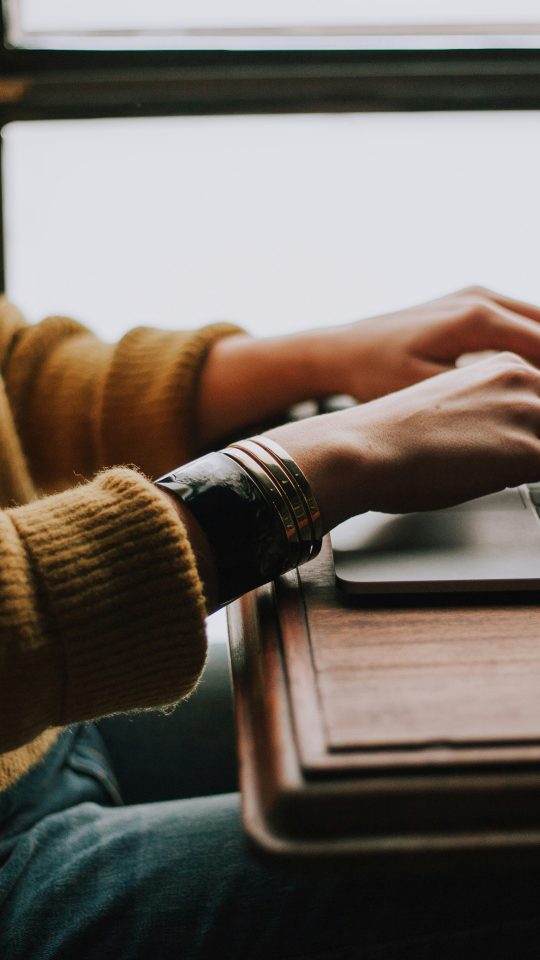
[
  {"x1": 228, "y1": 440, "x2": 315, "y2": 564},
  {"x1": 221, "y1": 447, "x2": 305, "y2": 569},
  {"x1": 230, "y1": 439, "x2": 319, "y2": 562},
  {"x1": 156, "y1": 452, "x2": 295, "y2": 606},
  {"x1": 250, "y1": 435, "x2": 323, "y2": 541},
  {"x1": 230, "y1": 439, "x2": 311, "y2": 537}
]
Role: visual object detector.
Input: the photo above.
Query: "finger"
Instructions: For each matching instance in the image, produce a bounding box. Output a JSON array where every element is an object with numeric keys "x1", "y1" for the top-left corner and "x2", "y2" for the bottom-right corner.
[
  {"x1": 464, "y1": 286, "x2": 540, "y2": 324},
  {"x1": 460, "y1": 302, "x2": 540, "y2": 365},
  {"x1": 456, "y1": 349, "x2": 498, "y2": 367}
]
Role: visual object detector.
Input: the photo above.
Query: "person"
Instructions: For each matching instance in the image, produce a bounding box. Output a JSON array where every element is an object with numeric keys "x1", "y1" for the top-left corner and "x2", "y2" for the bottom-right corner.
[{"x1": 2, "y1": 286, "x2": 540, "y2": 958}]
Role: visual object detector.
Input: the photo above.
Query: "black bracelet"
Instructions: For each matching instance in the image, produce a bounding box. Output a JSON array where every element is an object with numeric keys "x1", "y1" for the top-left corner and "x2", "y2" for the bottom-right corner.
[{"x1": 155, "y1": 451, "x2": 291, "y2": 607}]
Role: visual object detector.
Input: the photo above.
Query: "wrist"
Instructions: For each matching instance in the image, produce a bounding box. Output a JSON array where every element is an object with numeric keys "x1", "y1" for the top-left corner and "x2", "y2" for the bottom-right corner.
[
  {"x1": 266, "y1": 412, "x2": 372, "y2": 532},
  {"x1": 296, "y1": 325, "x2": 359, "y2": 399},
  {"x1": 156, "y1": 447, "x2": 321, "y2": 608},
  {"x1": 195, "y1": 330, "x2": 333, "y2": 450}
]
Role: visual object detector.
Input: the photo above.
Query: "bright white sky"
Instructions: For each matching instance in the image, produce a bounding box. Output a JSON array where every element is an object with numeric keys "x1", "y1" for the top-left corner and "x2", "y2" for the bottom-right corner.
[
  {"x1": 18, "y1": 0, "x2": 540, "y2": 32},
  {"x1": 5, "y1": 111, "x2": 540, "y2": 343}
]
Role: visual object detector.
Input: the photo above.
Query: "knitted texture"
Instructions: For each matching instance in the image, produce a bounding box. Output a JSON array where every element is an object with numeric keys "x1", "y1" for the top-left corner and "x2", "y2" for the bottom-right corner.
[
  {"x1": 0, "y1": 299, "x2": 245, "y2": 792},
  {"x1": 5, "y1": 315, "x2": 243, "y2": 490},
  {"x1": 0, "y1": 379, "x2": 34, "y2": 506},
  {"x1": 3, "y1": 468, "x2": 208, "y2": 756},
  {"x1": 99, "y1": 323, "x2": 243, "y2": 479},
  {"x1": 0, "y1": 730, "x2": 61, "y2": 793}
]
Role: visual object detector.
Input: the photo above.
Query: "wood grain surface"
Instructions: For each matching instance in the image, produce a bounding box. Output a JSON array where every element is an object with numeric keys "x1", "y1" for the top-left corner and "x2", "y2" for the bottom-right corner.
[
  {"x1": 228, "y1": 537, "x2": 540, "y2": 861},
  {"x1": 288, "y1": 538, "x2": 540, "y2": 768}
]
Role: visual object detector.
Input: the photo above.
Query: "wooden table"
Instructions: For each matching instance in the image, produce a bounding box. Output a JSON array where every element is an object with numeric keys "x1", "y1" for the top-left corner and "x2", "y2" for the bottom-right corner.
[{"x1": 227, "y1": 538, "x2": 540, "y2": 869}]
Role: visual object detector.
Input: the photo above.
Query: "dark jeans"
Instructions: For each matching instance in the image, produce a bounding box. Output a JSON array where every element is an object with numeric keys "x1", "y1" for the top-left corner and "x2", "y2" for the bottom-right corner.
[{"x1": 1, "y1": 642, "x2": 540, "y2": 960}]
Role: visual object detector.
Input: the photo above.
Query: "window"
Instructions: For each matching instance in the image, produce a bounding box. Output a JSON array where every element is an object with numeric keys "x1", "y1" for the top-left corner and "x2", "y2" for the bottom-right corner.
[
  {"x1": 5, "y1": 110, "x2": 540, "y2": 342},
  {"x1": 6, "y1": 0, "x2": 540, "y2": 50}
]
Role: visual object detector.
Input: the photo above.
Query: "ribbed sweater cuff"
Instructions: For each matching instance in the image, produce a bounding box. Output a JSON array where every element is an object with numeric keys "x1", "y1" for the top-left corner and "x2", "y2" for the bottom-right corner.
[
  {"x1": 100, "y1": 322, "x2": 244, "y2": 478},
  {"x1": 7, "y1": 468, "x2": 208, "y2": 727}
]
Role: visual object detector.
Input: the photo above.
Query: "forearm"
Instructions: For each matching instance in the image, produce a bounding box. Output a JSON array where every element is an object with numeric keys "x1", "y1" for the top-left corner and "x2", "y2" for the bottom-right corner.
[
  {"x1": 265, "y1": 413, "x2": 364, "y2": 532},
  {"x1": 194, "y1": 330, "x2": 331, "y2": 450}
]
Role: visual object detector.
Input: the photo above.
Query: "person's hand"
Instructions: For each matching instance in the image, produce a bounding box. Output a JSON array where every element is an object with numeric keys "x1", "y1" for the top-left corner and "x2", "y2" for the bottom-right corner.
[
  {"x1": 267, "y1": 351, "x2": 540, "y2": 530},
  {"x1": 176, "y1": 350, "x2": 540, "y2": 612},
  {"x1": 305, "y1": 286, "x2": 540, "y2": 402},
  {"x1": 195, "y1": 286, "x2": 540, "y2": 449}
]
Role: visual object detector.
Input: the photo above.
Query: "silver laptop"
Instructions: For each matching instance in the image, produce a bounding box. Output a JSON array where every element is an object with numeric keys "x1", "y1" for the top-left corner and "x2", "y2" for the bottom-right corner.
[{"x1": 331, "y1": 484, "x2": 540, "y2": 595}]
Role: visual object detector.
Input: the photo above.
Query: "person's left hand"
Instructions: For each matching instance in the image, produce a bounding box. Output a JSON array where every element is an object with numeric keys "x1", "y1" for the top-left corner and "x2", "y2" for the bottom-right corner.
[
  {"x1": 195, "y1": 285, "x2": 540, "y2": 449},
  {"x1": 307, "y1": 286, "x2": 540, "y2": 402}
]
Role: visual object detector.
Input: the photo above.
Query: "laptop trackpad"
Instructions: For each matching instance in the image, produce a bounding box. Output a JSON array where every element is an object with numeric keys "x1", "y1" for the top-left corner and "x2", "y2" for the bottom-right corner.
[{"x1": 331, "y1": 487, "x2": 540, "y2": 594}]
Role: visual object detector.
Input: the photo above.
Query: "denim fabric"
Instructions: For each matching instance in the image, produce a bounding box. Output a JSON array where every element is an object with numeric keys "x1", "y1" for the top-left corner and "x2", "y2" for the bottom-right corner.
[{"x1": 2, "y1": 649, "x2": 540, "y2": 959}]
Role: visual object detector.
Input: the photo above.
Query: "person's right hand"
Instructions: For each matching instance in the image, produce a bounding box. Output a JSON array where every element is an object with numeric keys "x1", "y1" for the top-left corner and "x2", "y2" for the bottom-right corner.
[{"x1": 267, "y1": 351, "x2": 540, "y2": 531}]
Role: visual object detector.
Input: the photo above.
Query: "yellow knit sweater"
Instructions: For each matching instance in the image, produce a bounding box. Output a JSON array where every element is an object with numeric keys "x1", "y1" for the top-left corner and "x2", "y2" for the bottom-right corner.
[{"x1": 0, "y1": 298, "x2": 242, "y2": 792}]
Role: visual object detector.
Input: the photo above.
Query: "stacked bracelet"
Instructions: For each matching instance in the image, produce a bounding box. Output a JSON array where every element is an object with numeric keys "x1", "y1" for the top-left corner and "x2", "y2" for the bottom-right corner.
[
  {"x1": 154, "y1": 436, "x2": 322, "y2": 607},
  {"x1": 223, "y1": 437, "x2": 322, "y2": 563}
]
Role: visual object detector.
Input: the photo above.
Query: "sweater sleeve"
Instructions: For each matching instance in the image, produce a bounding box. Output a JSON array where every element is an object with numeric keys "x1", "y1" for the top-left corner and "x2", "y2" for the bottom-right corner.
[
  {"x1": 0, "y1": 467, "x2": 207, "y2": 754},
  {"x1": 2, "y1": 304, "x2": 243, "y2": 492}
]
